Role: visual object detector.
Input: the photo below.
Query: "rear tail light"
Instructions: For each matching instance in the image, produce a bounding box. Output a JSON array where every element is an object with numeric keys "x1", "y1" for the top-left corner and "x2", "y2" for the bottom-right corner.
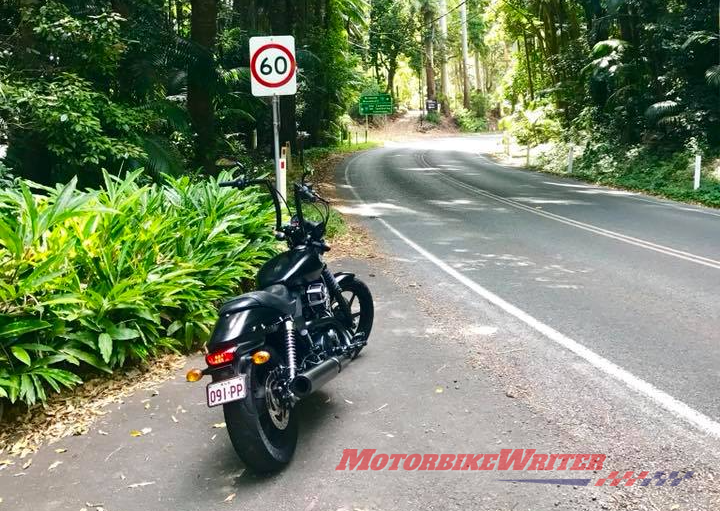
[{"x1": 205, "y1": 346, "x2": 237, "y2": 367}]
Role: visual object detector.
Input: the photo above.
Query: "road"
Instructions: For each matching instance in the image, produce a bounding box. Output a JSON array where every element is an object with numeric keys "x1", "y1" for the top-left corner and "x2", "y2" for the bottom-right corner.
[
  {"x1": 340, "y1": 136, "x2": 720, "y2": 425},
  {"x1": 2, "y1": 135, "x2": 720, "y2": 511}
]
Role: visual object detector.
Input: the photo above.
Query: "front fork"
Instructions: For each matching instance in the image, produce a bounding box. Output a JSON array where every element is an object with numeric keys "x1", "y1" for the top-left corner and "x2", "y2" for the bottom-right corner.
[{"x1": 322, "y1": 267, "x2": 353, "y2": 329}]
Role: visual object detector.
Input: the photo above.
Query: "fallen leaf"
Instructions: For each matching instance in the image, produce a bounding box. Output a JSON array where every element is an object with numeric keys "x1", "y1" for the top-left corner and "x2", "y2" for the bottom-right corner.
[
  {"x1": 211, "y1": 434, "x2": 217, "y2": 441},
  {"x1": 435, "y1": 387, "x2": 444, "y2": 394},
  {"x1": 144, "y1": 403, "x2": 150, "y2": 410},
  {"x1": 48, "y1": 460, "x2": 62, "y2": 471},
  {"x1": 386, "y1": 433, "x2": 395, "y2": 438},
  {"x1": 130, "y1": 430, "x2": 143, "y2": 437},
  {"x1": 13, "y1": 472, "x2": 25, "y2": 477},
  {"x1": 212, "y1": 422, "x2": 226, "y2": 429},
  {"x1": 0, "y1": 460, "x2": 14, "y2": 467},
  {"x1": 22, "y1": 459, "x2": 32, "y2": 470},
  {"x1": 151, "y1": 389, "x2": 159, "y2": 397},
  {"x1": 127, "y1": 481, "x2": 155, "y2": 488},
  {"x1": 141, "y1": 427, "x2": 152, "y2": 435},
  {"x1": 54, "y1": 448, "x2": 67, "y2": 454},
  {"x1": 171, "y1": 415, "x2": 178, "y2": 423},
  {"x1": 98, "y1": 430, "x2": 109, "y2": 436},
  {"x1": 344, "y1": 399, "x2": 353, "y2": 404},
  {"x1": 120, "y1": 473, "x2": 126, "y2": 480},
  {"x1": 224, "y1": 493, "x2": 236, "y2": 503}
]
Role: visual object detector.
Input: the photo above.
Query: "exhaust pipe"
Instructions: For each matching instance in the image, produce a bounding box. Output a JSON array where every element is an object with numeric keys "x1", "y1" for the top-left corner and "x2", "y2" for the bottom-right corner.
[{"x1": 290, "y1": 352, "x2": 352, "y2": 398}]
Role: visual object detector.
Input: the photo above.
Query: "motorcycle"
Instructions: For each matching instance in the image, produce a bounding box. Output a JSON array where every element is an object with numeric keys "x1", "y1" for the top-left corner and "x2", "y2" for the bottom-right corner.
[{"x1": 186, "y1": 169, "x2": 373, "y2": 473}]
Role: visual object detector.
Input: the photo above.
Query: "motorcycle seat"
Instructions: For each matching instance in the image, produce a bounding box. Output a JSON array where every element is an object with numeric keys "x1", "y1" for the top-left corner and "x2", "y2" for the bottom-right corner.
[{"x1": 220, "y1": 284, "x2": 296, "y2": 315}]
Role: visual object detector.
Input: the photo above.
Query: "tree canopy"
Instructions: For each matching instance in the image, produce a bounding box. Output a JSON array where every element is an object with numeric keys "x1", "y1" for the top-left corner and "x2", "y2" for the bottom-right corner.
[{"x1": 2, "y1": 0, "x2": 720, "y2": 185}]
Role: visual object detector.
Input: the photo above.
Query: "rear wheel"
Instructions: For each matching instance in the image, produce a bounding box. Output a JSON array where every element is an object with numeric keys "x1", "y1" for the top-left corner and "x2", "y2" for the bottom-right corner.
[
  {"x1": 223, "y1": 346, "x2": 298, "y2": 473},
  {"x1": 333, "y1": 278, "x2": 374, "y2": 355}
]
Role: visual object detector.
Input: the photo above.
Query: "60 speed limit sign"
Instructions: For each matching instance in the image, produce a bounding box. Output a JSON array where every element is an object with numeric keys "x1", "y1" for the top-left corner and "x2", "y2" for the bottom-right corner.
[{"x1": 249, "y1": 36, "x2": 297, "y2": 97}]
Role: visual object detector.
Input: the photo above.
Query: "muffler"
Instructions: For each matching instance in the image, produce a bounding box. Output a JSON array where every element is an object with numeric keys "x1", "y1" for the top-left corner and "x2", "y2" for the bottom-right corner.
[{"x1": 290, "y1": 352, "x2": 352, "y2": 398}]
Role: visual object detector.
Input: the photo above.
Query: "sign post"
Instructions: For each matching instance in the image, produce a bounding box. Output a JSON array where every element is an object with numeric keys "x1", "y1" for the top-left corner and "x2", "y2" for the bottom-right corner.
[{"x1": 249, "y1": 36, "x2": 297, "y2": 200}]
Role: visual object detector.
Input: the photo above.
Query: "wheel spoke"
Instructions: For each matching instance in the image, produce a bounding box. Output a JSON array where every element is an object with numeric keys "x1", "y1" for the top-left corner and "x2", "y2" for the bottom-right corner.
[
  {"x1": 351, "y1": 312, "x2": 361, "y2": 319},
  {"x1": 347, "y1": 293, "x2": 357, "y2": 308}
]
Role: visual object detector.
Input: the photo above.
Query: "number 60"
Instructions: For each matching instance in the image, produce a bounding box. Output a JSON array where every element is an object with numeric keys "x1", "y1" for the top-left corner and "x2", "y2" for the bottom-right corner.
[{"x1": 260, "y1": 56, "x2": 288, "y2": 75}]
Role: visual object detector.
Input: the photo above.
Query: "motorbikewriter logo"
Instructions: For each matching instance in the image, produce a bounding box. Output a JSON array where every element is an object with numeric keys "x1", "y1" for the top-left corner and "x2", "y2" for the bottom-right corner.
[{"x1": 335, "y1": 449, "x2": 693, "y2": 487}]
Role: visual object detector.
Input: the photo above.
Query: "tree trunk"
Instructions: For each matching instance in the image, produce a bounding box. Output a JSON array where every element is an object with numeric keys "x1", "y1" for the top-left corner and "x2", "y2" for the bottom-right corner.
[
  {"x1": 460, "y1": 1, "x2": 471, "y2": 109},
  {"x1": 438, "y1": 0, "x2": 450, "y2": 113},
  {"x1": 387, "y1": 61, "x2": 397, "y2": 99},
  {"x1": 475, "y1": 52, "x2": 482, "y2": 93},
  {"x1": 188, "y1": 0, "x2": 217, "y2": 174},
  {"x1": 232, "y1": 0, "x2": 256, "y2": 30},
  {"x1": 176, "y1": 0, "x2": 184, "y2": 34},
  {"x1": 423, "y1": 6, "x2": 436, "y2": 101},
  {"x1": 270, "y1": 0, "x2": 297, "y2": 149},
  {"x1": 522, "y1": 32, "x2": 535, "y2": 102}
]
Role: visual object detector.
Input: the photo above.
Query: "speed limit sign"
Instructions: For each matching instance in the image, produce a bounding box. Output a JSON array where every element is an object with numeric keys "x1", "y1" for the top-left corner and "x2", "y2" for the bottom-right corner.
[{"x1": 249, "y1": 36, "x2": 297, "y2": 97}]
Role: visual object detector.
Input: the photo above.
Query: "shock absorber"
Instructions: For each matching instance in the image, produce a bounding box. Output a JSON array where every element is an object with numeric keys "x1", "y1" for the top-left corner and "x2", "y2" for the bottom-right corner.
[{"x1": 284, "y1": 318, "x2": 297, "y2": 380}]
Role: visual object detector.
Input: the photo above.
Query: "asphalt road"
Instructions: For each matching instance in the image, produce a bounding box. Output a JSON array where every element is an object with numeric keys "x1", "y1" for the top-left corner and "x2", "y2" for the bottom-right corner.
[
  {"x1": 339, "y1": 137, "x2": 720, "y2": 424},
  {"x1": 3, "y1": 135, "x2": 720, "y2": 511}
]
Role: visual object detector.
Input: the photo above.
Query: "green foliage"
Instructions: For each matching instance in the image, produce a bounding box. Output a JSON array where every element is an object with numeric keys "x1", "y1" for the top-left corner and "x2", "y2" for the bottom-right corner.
[
  {"x1": 501, "y1": 104, "x2": 562, "y2": 146},
  {"x1": 424, "y1": 111, "x2": 441, "y2": 125},
  {"x1": 0, "y1": 171, "x2": 277, "y2": 406},
  {"x1": 454, "y1": 108, "x2": 488, "y2": 133},
  {"x1": 1, "y1": 74, "x2": 147, "y2": 183},
  {"x1": 537, "y1": 142, "x2": 720, "y2": 208},
  {"x1": 27, "y1": 1, "x2": 126, "y2": 77}
]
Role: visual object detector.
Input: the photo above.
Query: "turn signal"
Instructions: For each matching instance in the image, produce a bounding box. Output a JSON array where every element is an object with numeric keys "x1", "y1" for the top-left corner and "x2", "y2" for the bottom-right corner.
[
  {"x1": 186, "y1": 368, "x2": 203, "y2": 382},
  {"x1": 251, "y1": 350, "x2": 271, "y2": 365}
]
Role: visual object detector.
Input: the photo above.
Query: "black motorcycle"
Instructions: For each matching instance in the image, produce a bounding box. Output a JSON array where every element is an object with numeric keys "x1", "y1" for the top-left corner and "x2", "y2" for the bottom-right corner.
[{"x1": 186, "y1": 171, "x2": 373, "y2": 473}]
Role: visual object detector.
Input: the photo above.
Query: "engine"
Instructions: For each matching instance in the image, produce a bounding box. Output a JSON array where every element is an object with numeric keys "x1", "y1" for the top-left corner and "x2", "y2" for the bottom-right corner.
[{"x1": 305, "y1": 281, "x2": 330, "y2": 315}]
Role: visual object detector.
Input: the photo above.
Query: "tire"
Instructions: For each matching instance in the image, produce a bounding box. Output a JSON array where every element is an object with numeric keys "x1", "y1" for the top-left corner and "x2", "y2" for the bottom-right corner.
[
  {"x1": 223, "y1": 346, "x2": 298, "y2": 473},
  {"x1": 334, "y1": 278, "x2": 374, "y2": 354}
]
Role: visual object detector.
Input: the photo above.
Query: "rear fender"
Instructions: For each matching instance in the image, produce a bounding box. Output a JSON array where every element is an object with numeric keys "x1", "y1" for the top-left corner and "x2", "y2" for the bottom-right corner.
[{"x1": 207, "y1": 307, "x2": 281, "y2": 355}]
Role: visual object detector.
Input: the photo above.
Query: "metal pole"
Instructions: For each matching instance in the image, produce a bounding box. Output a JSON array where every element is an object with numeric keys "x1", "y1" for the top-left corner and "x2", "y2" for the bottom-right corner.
[
  {"x1": 694, "y1": 154, "x2": 702, "y2": 190},
  {"x1": 568, "y1": 146, "x2": 574, "y2": 174},
  {"x1": 365, "y1": 115, "x2": 369, "y2": 143},
  {"x1": 272, "y1": 95, "x2": 285, "y2": 201}
]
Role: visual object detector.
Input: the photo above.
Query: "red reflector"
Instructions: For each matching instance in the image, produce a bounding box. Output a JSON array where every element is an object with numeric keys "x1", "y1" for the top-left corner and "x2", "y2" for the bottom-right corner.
[{"x1": 205, "y1": 346, "x2": 237, "y2": 366}]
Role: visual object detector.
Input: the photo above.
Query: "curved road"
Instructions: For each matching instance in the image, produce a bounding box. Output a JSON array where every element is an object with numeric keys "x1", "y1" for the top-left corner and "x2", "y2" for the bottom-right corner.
[{"x1": 339, "y1": 136, "x2": 720, "y2": 431}]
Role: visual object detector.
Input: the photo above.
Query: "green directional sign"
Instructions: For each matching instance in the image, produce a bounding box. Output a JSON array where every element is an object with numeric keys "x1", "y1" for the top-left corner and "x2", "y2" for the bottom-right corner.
[{"x1": 359, "y1": 93, "x2": 393, "y2": 115}]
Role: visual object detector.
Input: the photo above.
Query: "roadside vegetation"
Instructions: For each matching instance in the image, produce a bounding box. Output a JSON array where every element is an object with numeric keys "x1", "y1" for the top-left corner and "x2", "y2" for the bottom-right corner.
[{"x1": 0, "y1": 171, "x2": 276, "y2": 406}]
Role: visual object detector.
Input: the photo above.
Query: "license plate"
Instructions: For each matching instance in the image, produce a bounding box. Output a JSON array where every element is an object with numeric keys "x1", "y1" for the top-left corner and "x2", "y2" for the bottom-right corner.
[{"x1": 206, "y1": 375, "x2": 247, "y2": 407}]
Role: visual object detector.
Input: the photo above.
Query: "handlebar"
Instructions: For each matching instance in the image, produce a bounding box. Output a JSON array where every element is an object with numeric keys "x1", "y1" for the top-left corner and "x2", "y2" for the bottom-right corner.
[{"x1": 219, "y1": 176, "x2": 326, "y2": 246}]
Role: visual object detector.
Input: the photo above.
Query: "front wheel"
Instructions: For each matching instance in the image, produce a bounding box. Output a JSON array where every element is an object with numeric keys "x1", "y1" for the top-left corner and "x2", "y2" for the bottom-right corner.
[
  {"x1": 223, "y1": 346, "x2": 298, "y2": 473},
  {"x1": 333, "y1": 278, "x2": 374, "y2": 355}
]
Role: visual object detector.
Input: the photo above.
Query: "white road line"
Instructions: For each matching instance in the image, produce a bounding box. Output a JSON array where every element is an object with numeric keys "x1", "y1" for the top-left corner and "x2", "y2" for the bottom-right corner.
[
  {"x1": 343, "y1": 155, "x2": 720, "y2": 439},
  {"x1": 420, "y1": 153, "x2": 720, "y2": 270}
]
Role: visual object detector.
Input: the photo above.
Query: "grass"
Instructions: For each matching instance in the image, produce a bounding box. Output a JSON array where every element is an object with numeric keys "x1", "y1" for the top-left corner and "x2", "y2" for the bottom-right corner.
[{"x1": 536, "y1": 142, "x2": 720, "y2": 208}]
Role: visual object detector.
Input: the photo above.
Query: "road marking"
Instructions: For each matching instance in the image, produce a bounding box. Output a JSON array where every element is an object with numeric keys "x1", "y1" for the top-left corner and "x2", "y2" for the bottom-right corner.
[
  {"x1": 344, "y1": 154, "x2": 720, "y2": 439},
  {"x1": 419, "y1": 153, "x2": 720, "y2": 270}
]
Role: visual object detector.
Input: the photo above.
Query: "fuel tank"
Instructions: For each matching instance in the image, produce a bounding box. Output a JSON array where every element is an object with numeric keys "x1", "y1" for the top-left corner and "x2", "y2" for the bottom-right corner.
[{"x1": 257, "y1": 246, "x2": 324, "y2": 288}]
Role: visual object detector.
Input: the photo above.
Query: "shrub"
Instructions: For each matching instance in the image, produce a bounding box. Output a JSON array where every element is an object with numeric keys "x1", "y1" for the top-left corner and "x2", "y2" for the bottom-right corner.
[
  {"x1": 0, "y1": 170, "x2": 277, "y2": 405},
  {"x1": 454, "y1": 107, "x2": 488, "y2": 133},
  {"x1": 424, "y1": 111, "x2": 441, "y2": 125}
]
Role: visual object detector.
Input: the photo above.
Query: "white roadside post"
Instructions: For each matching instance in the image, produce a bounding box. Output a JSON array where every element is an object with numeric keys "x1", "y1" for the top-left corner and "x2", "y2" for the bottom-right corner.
[
  {"x1": 568, "y1": 145, "x2": 574, "y2": 174},
  {"x1": 694, "y1": 154, "x2": 702, "y2": 190},
  {"x1": 249, "y1": 36, "x2": 297, "y2": 201}
]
